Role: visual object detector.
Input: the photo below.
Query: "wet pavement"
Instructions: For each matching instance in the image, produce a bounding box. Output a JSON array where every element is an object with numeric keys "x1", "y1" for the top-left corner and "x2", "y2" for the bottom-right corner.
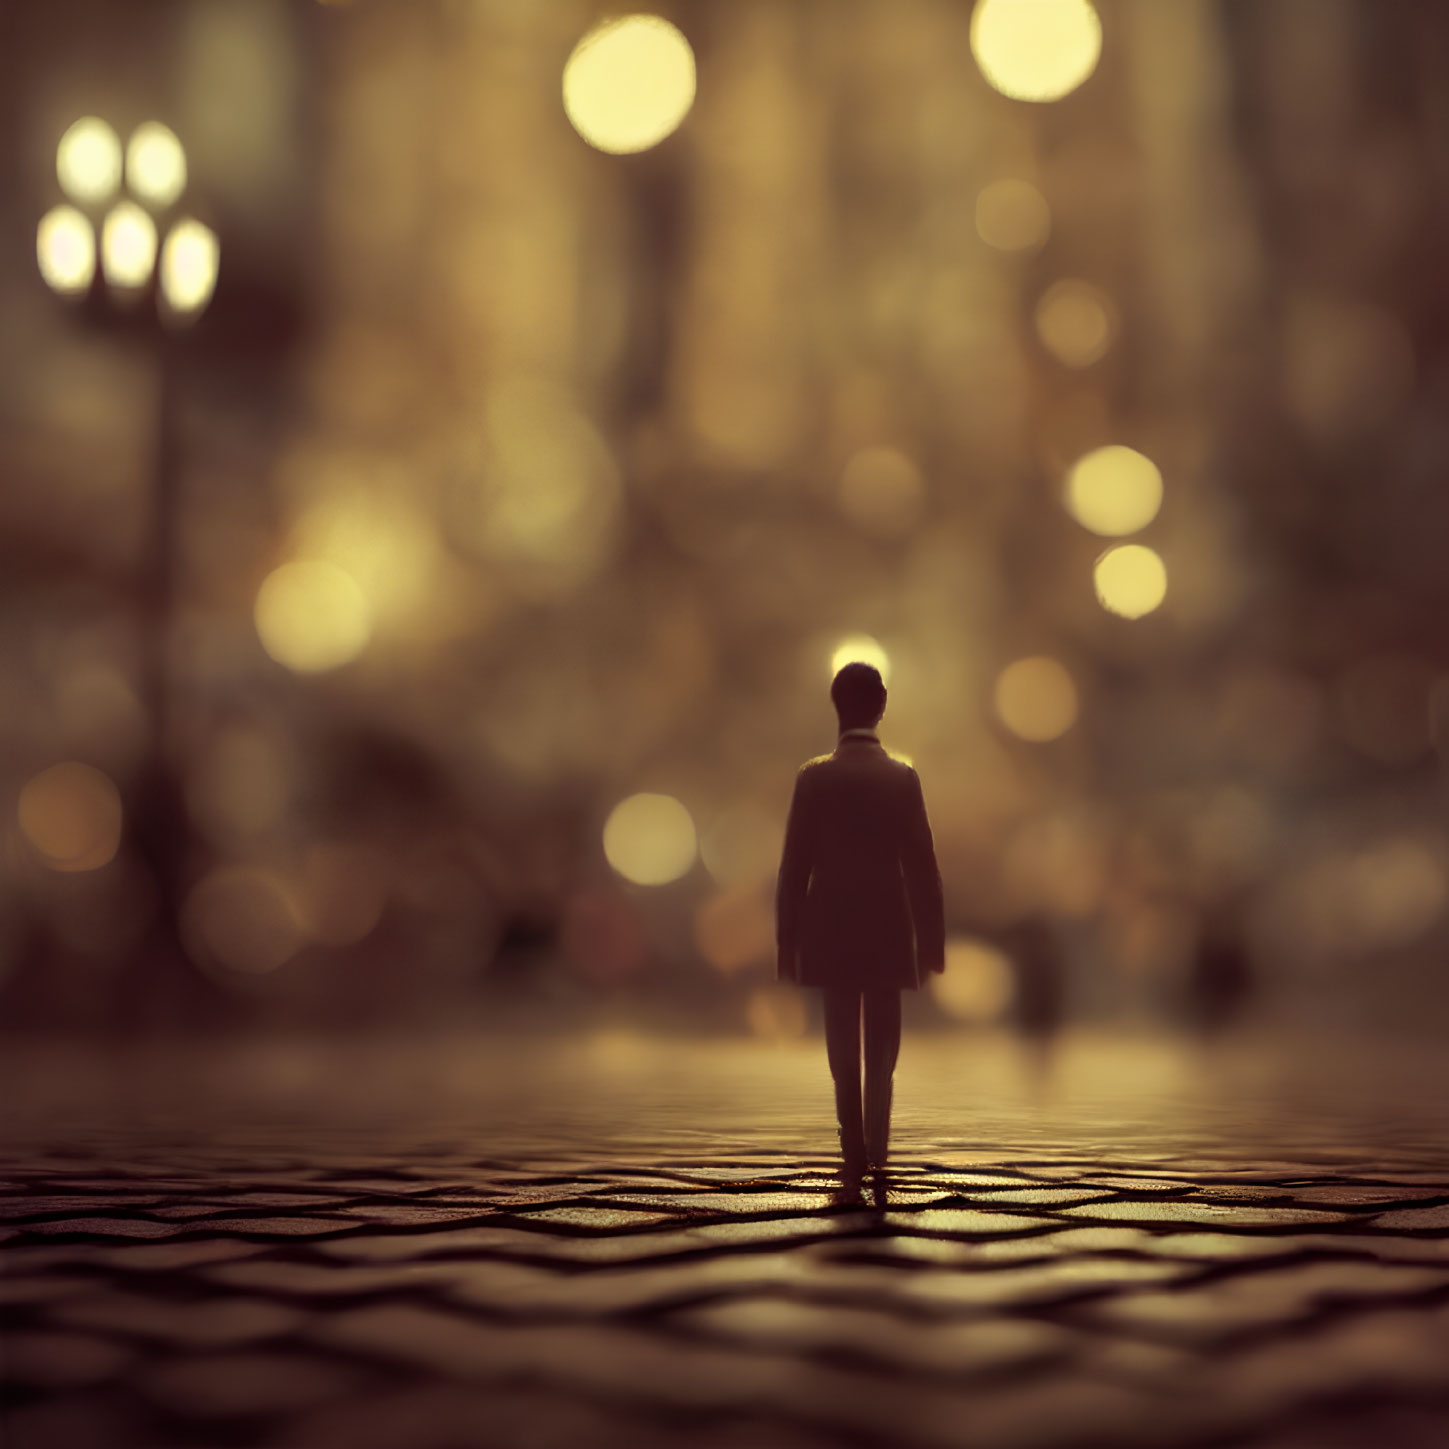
[{"x1": 2, "y1": 1032, "x2": 1448, "y2": 1448}]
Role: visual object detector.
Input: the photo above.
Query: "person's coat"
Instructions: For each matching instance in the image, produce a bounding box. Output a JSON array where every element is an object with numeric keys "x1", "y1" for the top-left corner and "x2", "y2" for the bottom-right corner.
[{"x1": 775, "y1": 733, "x2": 945, "y2": 990}]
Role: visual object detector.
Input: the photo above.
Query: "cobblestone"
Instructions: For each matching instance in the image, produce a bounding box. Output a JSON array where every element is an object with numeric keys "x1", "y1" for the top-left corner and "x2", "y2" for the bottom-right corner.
[{"x1": 3, "y1": 1034, "x2": 1448, "y2": 1448}]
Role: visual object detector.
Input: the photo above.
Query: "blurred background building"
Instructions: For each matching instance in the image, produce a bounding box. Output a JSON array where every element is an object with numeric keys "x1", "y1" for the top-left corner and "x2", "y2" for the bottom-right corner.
[{"x1": 2, "y1": 0, "x2": 1447, "y2": 1043}]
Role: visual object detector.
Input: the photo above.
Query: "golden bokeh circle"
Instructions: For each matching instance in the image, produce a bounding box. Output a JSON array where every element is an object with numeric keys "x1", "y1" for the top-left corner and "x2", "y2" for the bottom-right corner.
[
  {"x1": 255, "y1": 560, "x2": 372, "y2": 673},
  {"x1": 18, "y1": 762, "x2": 123, "y2": 873},
  {"x1": 838, "y1": 446, "x2": 925, "y2": 535},
  {"x1": 56, "y1": 116, "x2": 122, "y2": 204},
  {"x1": 36, "y1": 206, "x2": 95, "y2": 295},
  {"x1": 100, "y1": 202, "x2": 158, "y2": 289},
  {"x1": 975, "y1": 179, "x2": 1051, "y2": 252},
  {"x1": 830, "y1": 634, "x2": 891, "y2": 684},
  {"x1": 603, "y1": 792, "x2": 698, "y2": 886},
  {"x1": 1036, "y1": 279, "x2": 1116, "y2": 367},
  {"x1": 994, "y1": 657, "x2": 1079, "y2": 742},
  {"x1": 563, "y1": 15, "x2": 697, "y2": 154},
  {"x1": 1066, "y1": 445, "x2": 1163, "y2": 536},
  {"x1": 127, "y1": 121, "x2": 187, "y2": 208},
  {"x1": 970, "y1": 0, "x2": 1102, "y2": 103},
  {"x1": 181, "y1": 867, "x2": 307, "y2": 976},
  {"x1": 929, "y1": 938, "x2": 1015, "y2": 1022},
  {"x1": 1094, "y1": 543, "x2": 1168, "y2": 619}
]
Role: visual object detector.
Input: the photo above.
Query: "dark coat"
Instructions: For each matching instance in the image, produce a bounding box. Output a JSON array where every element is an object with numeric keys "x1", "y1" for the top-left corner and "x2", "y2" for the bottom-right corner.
[{"x1": 775, "y1": 734, "x2": 945, "y2": 991}]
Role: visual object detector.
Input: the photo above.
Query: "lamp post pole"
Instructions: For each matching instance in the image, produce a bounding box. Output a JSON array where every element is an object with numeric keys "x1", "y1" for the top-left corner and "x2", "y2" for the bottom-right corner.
[{"x1": 37, "y1": 116, "x2": 220, "y2": 1011}]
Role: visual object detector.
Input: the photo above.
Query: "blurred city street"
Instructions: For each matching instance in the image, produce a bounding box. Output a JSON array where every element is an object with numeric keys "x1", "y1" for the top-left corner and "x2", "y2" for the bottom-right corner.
[
  {"x1": 5, "y1": 2, "x2": 1449, "y2": 1445},
  {"x1": 4, "y1": 1028, "x2": 1449, "y2": 1449}
]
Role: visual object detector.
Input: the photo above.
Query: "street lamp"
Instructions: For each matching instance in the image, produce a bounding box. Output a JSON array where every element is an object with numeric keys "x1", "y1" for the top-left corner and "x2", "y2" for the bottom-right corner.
[
  {"x1": 38, "y1": 115, "x2": 218, "y2": 319},
  {"x1": 35, "y1": 114, "x2": 221, "y2": 1007}
]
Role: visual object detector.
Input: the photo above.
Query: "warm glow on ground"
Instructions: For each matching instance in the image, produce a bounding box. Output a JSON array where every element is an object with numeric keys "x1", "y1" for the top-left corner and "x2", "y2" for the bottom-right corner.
[
  {"x1": 563, "y1": 14, "x2": 697, "y2": 155},
  {"x1": 36, "y1": 206, "x2": 95, "y2": 295},
  {"x1": 181, "y1": 866, "x2": 306, "y2": 975},
  {"x1": 1066, "y1": 445, "x2": 1163, "y2": 536},
  {"x1": 830, "y1": 634, "x2": 891, "y2": 683},
  {"x1": 838, "y1": 446, "x2": 925, "y2": 535},
  {"x1": 994, "y1": 657, "x2": 1079, "y2": 742},
  {"x1": 603, "y1": 793, "x2": 698, "y2": 885},
  {"x1": 970, "y1": 0, "x2": 1102, "y2": 103},
  {"x1": 255, "y1": 560, "x2": 373, "y2": 672},
  {"x1": 1036, "y1": 279, "x2": 1116, "y2": 367},
  {"x1": 975, "y1": 179, "x2": 1051, "y2": 252},
  {"x1": 56, "y1": 116, "x2": 121, "y2": 204},
  {"x1": 1094, "y1": 544, "x2": 1168, "y2": 619},
  {"x1": 160, "y1": 219, "x2": 219, "y2": 315},
  {"x1": 126, "y1": 122, "x2": 187, "y2": 208},
  {"x1": 18, "y1": 762, "x2": 123, "y2": 873},
  {"x1": 101, "y1": 201, "x2": 158, "y2": 289},
  {"x1": 930, "y1": 938, "x2": 1015, "y2": 1022}
]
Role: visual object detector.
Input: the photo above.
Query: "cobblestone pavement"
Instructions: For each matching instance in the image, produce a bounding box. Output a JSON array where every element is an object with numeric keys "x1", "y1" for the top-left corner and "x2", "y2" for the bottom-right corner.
[{"x1": 3, "y1": 1033, "x2": 1448, "y2": 1449}]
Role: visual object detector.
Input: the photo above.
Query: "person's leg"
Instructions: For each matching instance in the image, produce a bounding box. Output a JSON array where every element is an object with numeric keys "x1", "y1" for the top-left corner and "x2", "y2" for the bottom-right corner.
[
  {"x1": 862, "y1": 989, "x2": 902, "y2": 1167},
  {"x1": 822, "y1": 988, "x2": 865, "y2": 1174}
]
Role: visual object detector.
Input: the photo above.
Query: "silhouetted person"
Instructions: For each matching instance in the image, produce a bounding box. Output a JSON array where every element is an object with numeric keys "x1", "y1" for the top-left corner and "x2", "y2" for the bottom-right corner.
[
  {"x1": 1185, "y1": 908, "x2": 1254, "y2": 1038},
  {"x1": 776, "y1": 663, "x2": 945, "y2": 1180},
  {"x1": 972, "y1": 915, "x2": 1067, "y2": 1086},
  {"x1": 1001, "y1": 916, "x2": 1065, "y2": 1046}
]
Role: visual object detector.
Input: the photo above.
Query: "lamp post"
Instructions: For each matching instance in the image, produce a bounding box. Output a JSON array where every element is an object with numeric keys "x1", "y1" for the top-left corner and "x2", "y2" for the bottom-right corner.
[{"x1": 36, "y1": 115, "x2": 220, "y2": 1005}]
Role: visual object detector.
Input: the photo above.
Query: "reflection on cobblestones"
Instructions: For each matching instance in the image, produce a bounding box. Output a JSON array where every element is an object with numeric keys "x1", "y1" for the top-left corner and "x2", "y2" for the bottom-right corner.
[{"x1": 2, "y1": 1035, "x2": 1448, "y2": 1448}]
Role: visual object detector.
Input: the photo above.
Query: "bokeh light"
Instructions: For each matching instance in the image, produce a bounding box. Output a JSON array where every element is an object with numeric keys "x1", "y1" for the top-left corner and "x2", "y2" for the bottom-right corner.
[
  {"x1": 1263, "y1": 837, "x2": 1448, "y2": 965},
  {"x1": 970, "y1": 0, "x2": 1102, "y2": 103},
  {"x1": 1036, "y1": 279, "x2": 1117, "y2": 367},
  {"x1": 55, "y1": 116, "x2": 121, "y2": 204},
  {"x1": 1066, "y1": 446, "x2": 1164, "y2": 536},
  {"x1": 700, "y1": 803, "x2": 782, "y2": 887},
  {"x1": 603, "y1": 793, "x2": 698, "y2": 886},
  {"x1": 288, "y1": 490, "x2": 440, "y2": 633},
  {"x1": 562, "y1": 14, "x2": 697, "y2": 155},
  {"x1": 126, "y1": 122, "x2": 187, "y2": 208},
  {"x1": 36, "y1": 205, "x2": 95, "y2": 295},
  {"x1": 181, "y1": 866, "x2": 306, "y2": 976},
  {"x1": 298, "y1": 843, "x2": 387, "y2": 947},
  {"x1": 17, "y1": 762, "x2": 123, "y2": 873},
  {"x1": 838, "y1": 446, "x2": 925, "y2": 536},
  {"x1": 254, "y1": 560, "x2": 373, "y2": 673},
  {"x1": 100, "y1": 201, "x2": 158, "y2": 289},
  {"x1": 746, "y1": 984, "x2": 808, "y2": 1042},
  {"x1": 975, "y1": 178, "x2": 1051, "y2": 252},
  {"x1": 830, "y1": 634, "x2": 891, "y2": 684},
  {"x1": 160, "y1": 219, "x2": 219, "y2": 316},
  {"x1": 449, "y1": 380, "x2": 621, "y2": 597},
  {"x1": 994, "y1": 657, "x2": 1079, "y2": 742},
  {"x1": 929, "y1": 938, "x2": 1015, "y2": 1023},
  {"x1": 694, "y1": 884, "x2": 775, "y2": 974},
  {"x1": 1094, "y1": 544, "x2": 1168, "y2": 619}
]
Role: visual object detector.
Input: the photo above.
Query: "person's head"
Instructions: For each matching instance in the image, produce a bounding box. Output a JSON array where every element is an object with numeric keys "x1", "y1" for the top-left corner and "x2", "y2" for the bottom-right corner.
[{"x1": 831, "y1": 662, "x2": 887, "y2": 731}]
